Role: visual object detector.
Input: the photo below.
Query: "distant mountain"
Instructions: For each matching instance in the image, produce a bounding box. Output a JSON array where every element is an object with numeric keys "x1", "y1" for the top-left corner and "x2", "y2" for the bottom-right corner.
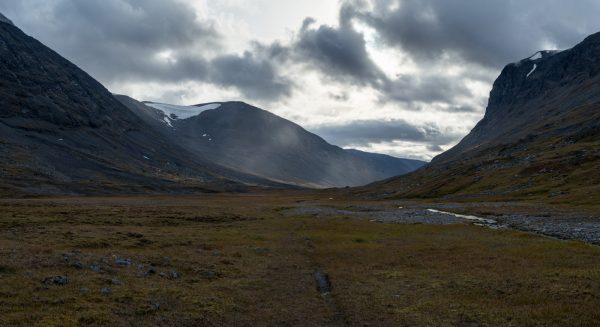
[
  {"x1": 116, "y1": 97, "x2": 425, "y2": 187},
  {"x1": 0, "y1": 15, "x2": 282, "y2": 196},
  {"x1": 362, "y1": 33, "x2": 600, "y2": 204},
  {"x1": 345, "y1": 149, "x2": 425, "y2": 177}
]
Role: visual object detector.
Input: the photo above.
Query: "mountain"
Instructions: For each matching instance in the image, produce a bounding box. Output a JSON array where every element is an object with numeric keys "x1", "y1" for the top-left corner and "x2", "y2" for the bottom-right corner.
[
  {"x1": 116, "y1": 97, "x2": 425, "y2": 187},
  {"x1": 344, "y1": 149, "x2": 425, "y2": 177},
  {"x1": 362, "y1": 32, "x2": 600, "y2": 205},
  {"x1": 0, "y1": 14, "x2": 283, "y2": 196}
]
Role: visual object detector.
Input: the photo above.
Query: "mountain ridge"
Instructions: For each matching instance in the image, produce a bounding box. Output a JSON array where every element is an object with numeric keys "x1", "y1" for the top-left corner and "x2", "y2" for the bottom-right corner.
[
  {"x1": 359, "y1": 31, "x2": 600, "y2": 205},
  {"x1": 117, "y1": 96, "x2": 425, "y2": 188},
  {"x1": 0, "y1": 16, "x2": 287, "y2": 196}
]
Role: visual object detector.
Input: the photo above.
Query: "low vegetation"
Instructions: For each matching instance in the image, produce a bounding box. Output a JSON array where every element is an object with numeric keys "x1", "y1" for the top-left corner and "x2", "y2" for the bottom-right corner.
[{"x1": 1, "y1": 193, "x2": 600, "y2": 326}]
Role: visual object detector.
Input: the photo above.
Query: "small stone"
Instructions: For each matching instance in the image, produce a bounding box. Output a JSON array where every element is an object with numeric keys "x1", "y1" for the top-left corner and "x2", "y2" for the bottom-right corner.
[
  {"x1": 89, "y1": 264, "x2": 101, "y2": 272},
  {"x1": 159, "y1": 271, "x2": 180, "y2": 279},
  {"x1": 200, "y1": 270, "x2": 218, "y2": 279},
  {"x1": 43, "y1": 276, "x2": 68, "y2": 286},
  {"x1": 114, "y1": 257, "x2": 132, "y2": 267},
  {"x1": 111, "y1": 278, "x2": 121, "y2": 285},
  {"x1": 101, "y1": 287, "x2": 112, "y2": 296},
  {"x1": 79, "y1": 287, "x2": 90, "y2": 294},
  {"x1": 253, "y1": 247, "x2": 270, "y2": 254},
  {"x1": 70, "y1": 261, "x2": 84, "y2": 269}
]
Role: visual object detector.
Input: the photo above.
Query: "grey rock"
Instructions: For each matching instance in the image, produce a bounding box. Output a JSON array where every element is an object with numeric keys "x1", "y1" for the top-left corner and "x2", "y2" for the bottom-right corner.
[
  {"x1": 0, "y1": 12, "x2": 13, "y2": 26},
  {"x1": 159, "y1": 271, "x2": 180, "y2": 280},
  {"x1": 314, "y1": 271, "x2": 331, "y2": 294},
  {"x1": 114, "y1": 257, "x2": 132, "y2": 267},
  {"x1": 43, "y1": 276, "x2": 68, "y2": 286}
]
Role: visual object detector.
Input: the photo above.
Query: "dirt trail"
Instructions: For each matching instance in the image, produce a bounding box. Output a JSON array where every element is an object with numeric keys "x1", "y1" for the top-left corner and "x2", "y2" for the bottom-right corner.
[{"x1": 286, "y1": 222, "x2": 348, "y2": 326}]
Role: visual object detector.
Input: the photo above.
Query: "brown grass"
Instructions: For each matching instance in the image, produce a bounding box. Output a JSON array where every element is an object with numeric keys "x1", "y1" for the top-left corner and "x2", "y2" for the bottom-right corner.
[{"x1": 0, "y1": 192, "x2": 599, "y2": 326}]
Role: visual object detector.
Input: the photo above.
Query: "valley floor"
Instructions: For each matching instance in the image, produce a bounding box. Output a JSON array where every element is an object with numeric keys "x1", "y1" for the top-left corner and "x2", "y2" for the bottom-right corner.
[{"x1": 1, "y1": 192, "x2": 600, "y2": 326}]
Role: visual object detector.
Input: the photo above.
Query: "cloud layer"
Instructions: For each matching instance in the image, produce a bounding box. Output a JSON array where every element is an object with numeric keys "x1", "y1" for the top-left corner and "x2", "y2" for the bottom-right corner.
[{"x1": 2, "y1": 0, "x2": 600, "y2": 159}]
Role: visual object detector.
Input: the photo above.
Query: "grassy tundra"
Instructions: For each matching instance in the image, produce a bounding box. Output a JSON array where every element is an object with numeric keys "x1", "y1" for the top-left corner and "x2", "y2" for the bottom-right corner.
[{"x1": 1, "y1": 192, "x2": 599, "y2": 326}]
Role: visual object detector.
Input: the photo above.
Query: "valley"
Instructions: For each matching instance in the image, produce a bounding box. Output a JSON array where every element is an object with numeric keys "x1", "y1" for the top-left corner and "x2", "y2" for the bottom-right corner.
[
  {"x1": 2, "y1": 4, "x2": 600, "y2": 326},
  {"x1": 1, "y1": 193, "x2": 600, "y2": 326}
]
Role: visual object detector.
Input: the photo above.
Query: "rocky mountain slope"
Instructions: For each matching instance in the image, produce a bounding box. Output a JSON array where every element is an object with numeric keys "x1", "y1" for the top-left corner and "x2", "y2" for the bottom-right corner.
[
  {"x1": 362, "y1": 32, "x2": 600, "y2": 205},
  {"x1": 0, "y1": 15, "x2": 283, "y2": 196},
  {"x1": 116, "y1": 97, "x2": 425, "y2": 187}
]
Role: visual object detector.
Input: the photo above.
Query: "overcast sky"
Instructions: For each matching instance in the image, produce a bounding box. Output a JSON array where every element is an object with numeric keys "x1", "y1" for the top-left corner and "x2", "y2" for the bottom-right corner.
[{"x1": 2, "y1": 0, "x2": 600, "y2": 160}]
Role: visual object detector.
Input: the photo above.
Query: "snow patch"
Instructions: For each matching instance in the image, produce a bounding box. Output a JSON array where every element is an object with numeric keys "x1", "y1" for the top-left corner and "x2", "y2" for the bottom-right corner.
[
  {"x1": 163, "y1": 117, "x2": 173, "y2": 127},
  {"x1": 146, "y1": 102, "x2": 221, "y2": 120},
  {"x1": 526, "y1": 64, "x2": 537, "y2": 78},
  {"x1": 427, "y1": 209, "x2": 497, "y2": 224},
  {"x1": 529, "y1": 52, "x2": 543, "y2": 60}
]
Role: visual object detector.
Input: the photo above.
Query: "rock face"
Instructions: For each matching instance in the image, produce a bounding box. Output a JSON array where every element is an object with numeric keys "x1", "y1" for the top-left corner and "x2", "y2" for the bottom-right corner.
[
  {"x1": 365, "y1": 32, "x2": 600, "y2": 202},
  {"x1": 0, "y1": 13, "x2": 13, "y2": 26},
  {"x1": 0, "y1": 13, "x2": 422, "y2": 194},
  {"x1": 116, "y1": 97, "x2": 425, "y2": 188},
  {"x1": 0, "y1": 15, "x2": 281, "y2": 195}
]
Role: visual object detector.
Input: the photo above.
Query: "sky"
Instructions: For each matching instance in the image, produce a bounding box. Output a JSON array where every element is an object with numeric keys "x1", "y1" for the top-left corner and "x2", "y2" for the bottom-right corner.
[{"x1": 1, "y1": 0, "x2": 600, "y2": 160}]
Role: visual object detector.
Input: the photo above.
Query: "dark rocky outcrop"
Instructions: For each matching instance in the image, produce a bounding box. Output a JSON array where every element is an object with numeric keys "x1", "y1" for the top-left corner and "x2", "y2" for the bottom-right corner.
[
  {"x1": 363, "y1": 32, "x2": 600, "y2": 203},
  {"x1": 0, "y1": 15, "x2": 281, "y2": 195}
]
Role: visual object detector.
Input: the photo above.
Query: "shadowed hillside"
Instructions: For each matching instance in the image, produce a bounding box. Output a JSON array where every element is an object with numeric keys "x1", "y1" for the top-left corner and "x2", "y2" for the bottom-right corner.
[{"x1": 360, "y1": 33, "x2": 600, "y2": 206}]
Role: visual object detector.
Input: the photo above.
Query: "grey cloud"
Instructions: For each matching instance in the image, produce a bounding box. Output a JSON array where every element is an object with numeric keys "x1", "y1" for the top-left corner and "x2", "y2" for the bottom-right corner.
[
  {"x1": 347, "y1": 0, "x2": 600, "y2": 68},
  {"x1": 294, "y1": 21, "x2": 386, "y2": 86},
  {"x1": 311, "y1": 120, "x2": 461, "y2": 147},
  {"x1": 290, "y1": 19, "x2": 469, "y2": 105},
  {"x1": 53, "y1": 0, "x2": 218, "y2": 49},
  {"x1": 381, "y1": 75, "x2": 472, "y2": 105},
  {"x1": 329, "y1": 92, "x2": 349, "y2": 101},
  {"x1": 209, "y1": 52, "x2": 293, "y2": 101},
  {"x1": 0, "y1": 0, "x2": 292, "y2": 102},
  {"x1": 446, "y1": 105, "x2": 479, "y2": 113},
  {"x1": 427, "y1": 144, "x2": 444, "y2": 152}
]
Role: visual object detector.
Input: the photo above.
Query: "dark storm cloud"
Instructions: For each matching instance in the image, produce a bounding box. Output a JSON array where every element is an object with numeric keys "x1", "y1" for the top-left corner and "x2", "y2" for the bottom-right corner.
[
  {"x1": 0, "y1": 0, "x2": 218, "y2": 80},
  {"x1": 289, "y1": 18, "x2": 469, "y2": 105},
  {"x1": 311, "y1": 120, "x2": 461, "y2": 147},
  {"x1": 209, "y1": 52, "x2": 293, "y2": 101},
  {"x1": 427, "y1": 144, "x2": 444, "y2": 152},
  {"x1": 3, "y1": 0, "x2": 600, "y2": 105},
  {"x1": 294, "y1": 18, "x2": 386, "y2": 86},
  {"x1": 381, "y1": 75, "x2": 472, "y2": 105},
  {"x1": 0, "y1": 0, "x2": 291, "y2": 101},
  {"x1": 345, "y1": 0, "x2": 600, "y2": 68}
]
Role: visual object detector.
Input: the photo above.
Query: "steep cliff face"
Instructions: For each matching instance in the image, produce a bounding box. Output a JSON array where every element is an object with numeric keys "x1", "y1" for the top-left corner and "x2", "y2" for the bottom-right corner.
[
  {"x1": 436, "y1": 32, "x2": 600, "y2": 165},
  {"x1": 362, "y1": 32, "x2": 600, "y2": 204}
]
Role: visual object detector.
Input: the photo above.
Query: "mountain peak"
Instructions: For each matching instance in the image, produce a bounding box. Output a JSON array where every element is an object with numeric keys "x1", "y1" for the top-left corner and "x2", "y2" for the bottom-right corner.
[{"x1": 0, "y1": 12, "x2": 14, "y2": 26}]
